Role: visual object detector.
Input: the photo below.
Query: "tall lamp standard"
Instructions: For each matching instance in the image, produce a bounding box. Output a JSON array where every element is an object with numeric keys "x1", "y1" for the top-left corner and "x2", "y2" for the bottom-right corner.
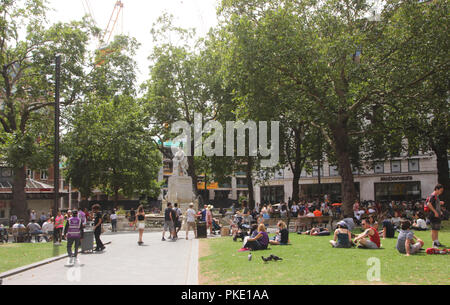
[{"x1": 53, "y1": 55, "x2": 61, "y2": 218}]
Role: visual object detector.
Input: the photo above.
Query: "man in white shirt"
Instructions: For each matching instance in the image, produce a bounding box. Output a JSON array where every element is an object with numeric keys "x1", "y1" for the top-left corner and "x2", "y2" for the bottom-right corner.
[
  {"x1": 185, "y1": 203, "x2": 197, "y2": 240},
  {"x1": 12, "y1": 220, "x2": 25, "y2": 229}
]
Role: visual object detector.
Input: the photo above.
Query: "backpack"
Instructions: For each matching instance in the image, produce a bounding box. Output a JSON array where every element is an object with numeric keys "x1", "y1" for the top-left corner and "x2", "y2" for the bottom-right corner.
[{"x1": 424, "y1": 195, "x2": 436, "y2": 213}]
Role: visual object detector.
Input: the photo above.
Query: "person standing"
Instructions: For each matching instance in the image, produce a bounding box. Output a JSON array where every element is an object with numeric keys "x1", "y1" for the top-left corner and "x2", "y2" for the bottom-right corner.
[
  {"x1": 206, "y1": 205, "x2": 213, "y2": 235},
  {"x1": 170, "y1": 205, "x2": 179, "y2": 240},
  {"x1": 426, "y1": 184, "x2": 445, "y2": 248},
  {"x1": 30, "y1": 210, "x2": 36, "y2": 222},
  {"x1": 64, "y1": 210, "x2": 84, "y2": 266},
  {"x1": 78, "y1": 208, "x2": 87, "y2": 226},
  {"x1": 185, "y1": 203, "x2": 197, "y2": 240},
  {"x1": 162, "y1": 202, "x2": 175, "y2": 241},
  {"x1": 174, "y1": 203, "x2": 182, "y2": 237},
  {"x1": 39, "y1": 212, "x2": 47, "y2": 226},
  {"x1": 134, "y1": 205, "x2": 146, "y2": 245},
  {"x1": 92, "y1": 204, "x2": 105, "y2": 252},
  {"x1": 291, "y1": 202, "x2": 299, "y2": 218},
  {"x1": 129, "y1": 208, "x2": 136, "y2": 227},
  {"x1": 54, "y1": 210, "x2": 64, "y2": 245},
  {"x1": 110, "y1": 209, "x2": 118, "y2": 233}
]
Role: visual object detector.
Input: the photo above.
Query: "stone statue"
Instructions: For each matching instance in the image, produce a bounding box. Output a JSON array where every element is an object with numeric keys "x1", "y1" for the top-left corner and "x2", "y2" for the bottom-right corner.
[{"x1": 172, "y1": 149, "x2": 188, "y2": 176}]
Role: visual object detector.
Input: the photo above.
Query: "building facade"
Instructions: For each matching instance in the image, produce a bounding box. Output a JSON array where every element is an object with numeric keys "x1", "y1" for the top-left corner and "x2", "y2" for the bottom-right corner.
[{"x1": 159, "y1": 153, "x2": 446, "y2": 207}]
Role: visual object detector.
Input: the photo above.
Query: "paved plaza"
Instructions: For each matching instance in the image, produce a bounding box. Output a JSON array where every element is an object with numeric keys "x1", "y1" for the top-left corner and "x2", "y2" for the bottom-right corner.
[{"x1": 2, "y1": 232, "x2": 199, "y2": 285}]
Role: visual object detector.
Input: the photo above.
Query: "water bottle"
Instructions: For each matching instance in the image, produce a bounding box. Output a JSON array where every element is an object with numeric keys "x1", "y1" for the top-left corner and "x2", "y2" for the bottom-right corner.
[{"x1": 248, "y1": 253, "x2": 252, "y2": 261}]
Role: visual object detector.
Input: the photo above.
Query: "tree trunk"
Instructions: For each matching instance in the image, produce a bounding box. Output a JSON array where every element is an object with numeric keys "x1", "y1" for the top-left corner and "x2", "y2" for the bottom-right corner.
[
  {"x1": 330, "y1": 120, "x2": 357, "y2": 218},
  {"x1": 114, "y1": 186, "x2": 120, "y2": 207},
  {"x1": 433, "y1": 146, "x2": 450, "y2": 208},
  {"x1": 291, "y1": 128, "x2": 304, "y2": 203},
  {"x1": 246, "y1": 156, "x2": 255, "y2": 210},
  {"x1": 11, "y1": 166, "x2": 28, "y2": 222},
  {"x1": 187, "y1": 155, "x2": 198, "y2": 198}
]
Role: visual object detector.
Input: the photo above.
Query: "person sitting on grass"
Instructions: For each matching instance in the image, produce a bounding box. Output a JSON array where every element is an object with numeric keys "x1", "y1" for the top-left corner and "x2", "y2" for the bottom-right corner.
[
  {"x1": 330, "y1": 221, "x2": 352, "y2": 248},
  {"x1": 269, "y1": 221, "x2": 290, "y2": 245},
  {"x1": 380, "y1": 216, "x2": 395, "y2": 239},
  {"x1": 411, "y1": 211, "x2": 427, "y2": 231},
  {"x1": 298, "y1": 227, "x2": 330, "y2": 236},
  {"x1": 396, "y1": 220, "x2": 424, "y2": 256},
  {"x1": 353, "y1": 219, "x2": 380, "y2": 249},
  {"x1": 240, "y1": 223, "x2": 269, "y2": 251}
]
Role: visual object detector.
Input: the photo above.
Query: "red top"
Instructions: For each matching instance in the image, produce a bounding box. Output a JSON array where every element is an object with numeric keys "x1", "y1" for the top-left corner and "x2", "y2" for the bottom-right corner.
[{"x1": 369, "y1": 227, "x2": 380, "y2": 248}]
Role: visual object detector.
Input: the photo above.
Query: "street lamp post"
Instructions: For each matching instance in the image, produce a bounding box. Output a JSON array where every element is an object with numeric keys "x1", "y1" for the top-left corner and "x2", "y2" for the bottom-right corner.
[{"x1": 53, "y1": 55, "x2": 61, "y2": 217}]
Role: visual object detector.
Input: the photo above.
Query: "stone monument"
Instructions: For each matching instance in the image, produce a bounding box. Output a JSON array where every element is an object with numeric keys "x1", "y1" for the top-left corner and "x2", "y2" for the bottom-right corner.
[{"x1": 163, "y1": 149, "x2": 197, "y2": 212}]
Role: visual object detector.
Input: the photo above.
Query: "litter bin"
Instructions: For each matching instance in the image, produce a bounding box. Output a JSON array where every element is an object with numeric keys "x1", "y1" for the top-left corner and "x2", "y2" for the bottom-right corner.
[
  {"x1": 197, "y1": 221, "x2": 207, "y2": 238},
  {"x1": 81, "y1": 230, "x2": 94, "y2": 253}
]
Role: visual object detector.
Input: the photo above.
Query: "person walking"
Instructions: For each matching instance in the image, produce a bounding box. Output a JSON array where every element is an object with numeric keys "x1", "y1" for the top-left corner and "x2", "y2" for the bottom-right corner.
[
  {"x1": 185, "y1": 203, "x2": 197, "y2": 240},
  {"x1": 426, "y1": 184, "x2": 445, "y2": 248},
  {"x1": 135, "y1": 205, "x2": 146, "y2": 246},
  {"x1": 162, "y1": 202, "x2": 175, "y2": 241},
  {"x1": 64, "y1": 210, "x2": 84, "y2": 266},
  {"x1": 92, "y1": 204, "x2": 105, "y2": 252},
  {"x1": 110, "y1": 209, "x2": 118, "y2": 233},
  {"x1": 54, "y1": 210, "x2": 64, "y2": 245}
]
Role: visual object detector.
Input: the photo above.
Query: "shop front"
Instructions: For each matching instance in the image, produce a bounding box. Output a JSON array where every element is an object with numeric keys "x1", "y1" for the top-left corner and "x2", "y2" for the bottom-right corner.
[
  {"x1": 374, "y1": 179, "x2": 421, "y2": 202},
  {"x1": 260, "y1": 185, "x2": 285, "y2": 204},
  {"x1": 299, "y1": 183, "x2": 360, "y2": 203}
]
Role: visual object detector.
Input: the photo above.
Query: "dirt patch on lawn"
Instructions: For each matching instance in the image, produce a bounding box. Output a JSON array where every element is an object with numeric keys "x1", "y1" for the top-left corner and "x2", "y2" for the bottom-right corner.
[{"x1": 198, "y1": 239, "x2": 214, "y2": 285}]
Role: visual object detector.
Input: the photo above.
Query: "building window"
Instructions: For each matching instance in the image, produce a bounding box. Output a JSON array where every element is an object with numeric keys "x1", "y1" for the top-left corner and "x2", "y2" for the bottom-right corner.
[
  {"x1": 408, "y1": 159, "x2": 419, "y2": 172},
  {"x1": 300, "y1": 169, "x2": 308, "y2": 178},
  {"x1": 312, "y1": 166, "x2": 324, "y2": 177},
  {"x1": 329, "y1": 165, "x2": 339, "y2": 177},
  {"x1": 40, "y1": 170, "x2": 48, "y2": 180},
  {"x1": 26, "y1": 169, "x2": 34, "y2": 179},
  {"x1": 390, "y1": 160, "x2": 401, "y2": 173},
  {"x1": 352, "y1": 166, "x2": 360, "y2": 175},
  {"x1": 374, "y1": 162, "x2": 384, "y2": 174}
]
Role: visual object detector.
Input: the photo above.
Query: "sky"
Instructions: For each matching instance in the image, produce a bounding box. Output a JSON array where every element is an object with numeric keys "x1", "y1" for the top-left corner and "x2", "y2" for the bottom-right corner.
[{"x1": 46, "y1": 0, "x2": 219, "y2": 84}]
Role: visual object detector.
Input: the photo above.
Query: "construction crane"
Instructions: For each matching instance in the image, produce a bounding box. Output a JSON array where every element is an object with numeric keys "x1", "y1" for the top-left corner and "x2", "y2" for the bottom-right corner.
[
  {"x1": 80, "y1": 0, "x2": 124, "y2": 66},
  {"x1": 100, "y1": 1, "x2": 124, "y2": 48}
]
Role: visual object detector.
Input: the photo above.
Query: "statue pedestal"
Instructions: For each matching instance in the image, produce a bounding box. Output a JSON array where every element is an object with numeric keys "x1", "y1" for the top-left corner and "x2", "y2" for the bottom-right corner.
[{"x1": 166, "y1": 175, "x2": 195, "y2": 212}]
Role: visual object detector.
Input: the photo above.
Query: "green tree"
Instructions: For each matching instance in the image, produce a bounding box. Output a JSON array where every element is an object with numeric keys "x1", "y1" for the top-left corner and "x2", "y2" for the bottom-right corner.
[
  {"x1": 0, "y1": 0, "x2": 93, "y2": 221},
  {"x1": 218, "y1": 0, "x2": 449, "y2": 216},
  {"x1": 63, "y1": 35, "x2": 162, "y2": 207}
]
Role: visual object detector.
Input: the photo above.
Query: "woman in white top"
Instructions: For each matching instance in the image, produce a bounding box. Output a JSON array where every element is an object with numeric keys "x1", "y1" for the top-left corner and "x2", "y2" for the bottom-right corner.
[
  {"x1": 412, "y1": 211, "x2": 427, "y2": 231},
  {"x1": 185, "y1": 203, "x2": 197, "y2": 240}
]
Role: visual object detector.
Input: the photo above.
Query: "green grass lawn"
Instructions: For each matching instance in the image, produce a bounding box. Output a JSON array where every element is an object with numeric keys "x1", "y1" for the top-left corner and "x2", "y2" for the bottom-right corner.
[
  {"x1": 199, "y1": 221, "x2": 450, "y2": 285},
  {"x1": 0, "y1": 242, "x2": 66, "y2": 274}
]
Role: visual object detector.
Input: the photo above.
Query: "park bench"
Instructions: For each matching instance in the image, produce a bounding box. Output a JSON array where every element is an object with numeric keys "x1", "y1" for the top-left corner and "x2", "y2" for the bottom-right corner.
[
  {"x1": 311, "y1": 216, "x2": 333, "y2": 229},
  {"x1": 12, "y1": 227, "x2": 30, "y2": 243}
]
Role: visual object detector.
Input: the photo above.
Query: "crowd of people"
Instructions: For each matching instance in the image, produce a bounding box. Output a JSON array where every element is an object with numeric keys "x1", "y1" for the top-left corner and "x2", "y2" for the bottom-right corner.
[{"x1": 230, "y1": 184, "x2": 447, "y2": 256}]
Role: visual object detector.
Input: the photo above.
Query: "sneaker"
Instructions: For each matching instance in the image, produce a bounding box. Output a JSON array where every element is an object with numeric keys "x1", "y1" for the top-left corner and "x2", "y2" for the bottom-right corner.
[
  {"x1": 75, "y1": 258, "x2": 81, "y2": 265},
  {"x1": 162, "y1": 237, "x2": 166, "y2": 241},
  {"x1": 433, "y1": 241, "x2": 446, "y2": 248},
  {"x1": 238, "y1": 247, "x2": 250, "y2": 252},
  {"x1": 65, "y1": 257, "x2": 74, "y2": 266}
]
